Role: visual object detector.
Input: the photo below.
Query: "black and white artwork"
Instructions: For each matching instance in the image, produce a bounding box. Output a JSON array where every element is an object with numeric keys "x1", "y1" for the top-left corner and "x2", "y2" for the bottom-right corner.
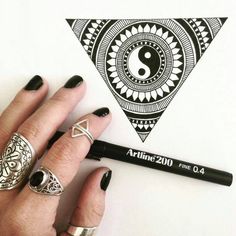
[{"x1": 67, "y1": 18, "x2": 227, "y2": 142}]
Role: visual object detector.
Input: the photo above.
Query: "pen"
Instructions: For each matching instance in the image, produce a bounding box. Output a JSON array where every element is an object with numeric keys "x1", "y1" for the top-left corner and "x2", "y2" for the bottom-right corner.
[{"x1": 48, "y1": 131, "x2": 233, "y2": 186}]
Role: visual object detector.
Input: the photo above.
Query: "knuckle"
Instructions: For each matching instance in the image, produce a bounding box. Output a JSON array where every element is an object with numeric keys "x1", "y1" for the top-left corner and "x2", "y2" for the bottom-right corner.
[
  {"x1": 91, "y1": 204, "x2": 104, "y2": 219},
  {"x1": 75, "y1": 201, "x2": 104, "y2": 225},
  {"x1": 11, "y1": 95, "x2": 25, "y2": 107},
  {"x1": 49, "y1": 92, "x2": 71, "y2": 106},
  {"x1": 0, "y1": 211, "x2": 26, "y2": 235},
  {"x1": 0, "y1": 126, "x2": 11, "y2": 144},
  {"x1": 18, "y1": 121, "x2": 42, "y2": 140},
  {"x1": 42, "y1": 93, "x2": 71, "y2": 118},
  {"x1": 1, "y1": 208, "x2": 55, "y2": 236},
  {"x1": 49, "y1": 137, "x2": 75, "y2": 163}
]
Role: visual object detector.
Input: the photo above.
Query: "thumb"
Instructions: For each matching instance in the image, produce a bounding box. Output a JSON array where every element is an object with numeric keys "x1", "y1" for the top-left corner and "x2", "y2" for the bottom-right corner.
[{"x1": 61, "y1": 167, "x2": 112, "y2": 235}]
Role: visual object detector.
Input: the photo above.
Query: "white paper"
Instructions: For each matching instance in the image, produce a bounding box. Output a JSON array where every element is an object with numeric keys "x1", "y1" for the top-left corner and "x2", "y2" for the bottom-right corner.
[{"x1": 0, "y1": 0, "x2": 235, "y2": 235}]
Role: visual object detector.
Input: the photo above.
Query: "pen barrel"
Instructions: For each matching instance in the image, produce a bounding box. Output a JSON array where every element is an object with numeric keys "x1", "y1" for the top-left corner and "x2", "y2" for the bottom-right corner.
[{"x1": 90, "y1": 141, "x2": 233, "y2": 186}]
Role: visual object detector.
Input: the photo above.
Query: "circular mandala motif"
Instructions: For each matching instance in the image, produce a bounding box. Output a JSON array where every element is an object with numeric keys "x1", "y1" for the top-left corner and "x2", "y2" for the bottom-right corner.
[
  {"x1": 105, "y1": 22, "x2": 185, "y2": 104},
  {"x1": 124, "y1": 41, "x2": 166, "y2": 85}
]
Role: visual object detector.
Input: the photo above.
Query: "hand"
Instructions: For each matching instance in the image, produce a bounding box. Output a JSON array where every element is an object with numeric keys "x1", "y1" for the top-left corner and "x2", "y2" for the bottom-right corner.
[{"x1": 0, "y1": 75, "x2": 112, "y2": 236}]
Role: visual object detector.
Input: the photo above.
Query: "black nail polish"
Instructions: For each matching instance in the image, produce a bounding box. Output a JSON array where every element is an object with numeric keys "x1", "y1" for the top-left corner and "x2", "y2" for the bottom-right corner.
[
  {"x1": 64, "y1": 75, "x2": 83, "y2": 88},
  {"x1": 100, "y1": 170, "x2": 112, "y2": 191},
  {"x1": 93, "y1": 107, "x2": 110, "y2": 117},
  {"x1": 24, "y1": 75, "x2": 43, "y2": 91}
]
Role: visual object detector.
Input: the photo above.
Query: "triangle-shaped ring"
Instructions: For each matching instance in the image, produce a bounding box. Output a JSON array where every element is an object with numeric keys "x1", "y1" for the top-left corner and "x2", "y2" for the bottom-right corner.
[{"x1": 71, "y1": 119, "x2": 94, "y2": 144}]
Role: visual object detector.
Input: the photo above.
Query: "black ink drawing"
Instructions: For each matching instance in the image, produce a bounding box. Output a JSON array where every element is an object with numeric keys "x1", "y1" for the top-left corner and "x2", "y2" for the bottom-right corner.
[{"x1": 66, "y1": 18, "x2": 227, "y2": 142}]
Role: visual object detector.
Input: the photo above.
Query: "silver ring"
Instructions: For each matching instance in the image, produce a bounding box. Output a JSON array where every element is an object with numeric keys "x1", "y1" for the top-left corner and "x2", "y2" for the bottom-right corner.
[
  {"x1": 28, "y1": 166, "x2": 64, "y2": 196},
  {"x1": 0, "y1": 132, "x2": 35, "y2": 190},
  {"x1": 71, "y1": 119, "x2": 94, "y2": 144},
  {"x1": 67, "y1": 224, "x2": 97, "y2": 236}
]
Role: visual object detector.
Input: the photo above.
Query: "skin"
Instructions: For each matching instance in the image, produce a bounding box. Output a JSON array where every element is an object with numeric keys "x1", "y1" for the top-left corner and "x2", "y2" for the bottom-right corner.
[{"x1": 0, "y1": 77, "x2": 112, "y2": 236}]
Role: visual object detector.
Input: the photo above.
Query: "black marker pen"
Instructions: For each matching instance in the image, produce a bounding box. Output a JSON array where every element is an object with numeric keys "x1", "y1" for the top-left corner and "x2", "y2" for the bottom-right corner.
[{"x1": 48, "y1": 131, "x2": 233, "y2": 186}]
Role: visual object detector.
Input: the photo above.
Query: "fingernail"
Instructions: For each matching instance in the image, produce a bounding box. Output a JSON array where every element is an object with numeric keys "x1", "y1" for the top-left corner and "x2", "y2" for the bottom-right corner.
[
  {"x1": 100, "y1": 170, "x2": 112, "y2": 191},
  {"x1": 93, "y1": 107, "x2": 110, "y2": 117},
  {"x1": 64, "y1": 75, "x2": 83, "y2": 88},
  {"x1": 24, "y1": 75, "x2": 43, "y2": 91}
]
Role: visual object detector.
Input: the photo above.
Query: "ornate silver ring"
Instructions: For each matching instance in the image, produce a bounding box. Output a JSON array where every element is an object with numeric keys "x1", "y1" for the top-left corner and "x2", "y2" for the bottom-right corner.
[
  {"x1": 71, "y1": 119, "x2": 94, "y2": 144},
  {"x1": 28, "y1": 166, "x2": 64, "y2": 196},
  {"x1": 67, "y1": 224, "x2": 97, "y2": 236},
  {"x1": 0, "y1": 132, "x2": 36, "y2": 190}
]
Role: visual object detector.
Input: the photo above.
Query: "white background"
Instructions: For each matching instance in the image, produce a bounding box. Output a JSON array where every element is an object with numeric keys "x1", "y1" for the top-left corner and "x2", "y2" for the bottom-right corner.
[{"x1": 0, "y1": 0, "x2": 235, "y2": 235}]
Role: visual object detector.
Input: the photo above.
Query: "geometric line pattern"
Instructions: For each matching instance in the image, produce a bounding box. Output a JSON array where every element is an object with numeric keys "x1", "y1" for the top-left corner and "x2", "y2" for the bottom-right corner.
[{"x1": 66, "y1": 18, "x2": 227, "y2": 142}]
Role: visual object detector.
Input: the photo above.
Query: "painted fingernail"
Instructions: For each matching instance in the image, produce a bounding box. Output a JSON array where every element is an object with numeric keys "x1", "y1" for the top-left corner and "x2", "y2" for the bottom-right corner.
[
  {"x1": 64, "y1": 75, "x2": 83, "y2": 88},
  {"x1": 24, "y1": 75, "x2": 43, "y2": 91},
  {"x1": 100, "y1": 170, "x2": 112, "y2": 191},
  {"x1": 93, "y1": 107, "x2": 110, "y2": 117}
]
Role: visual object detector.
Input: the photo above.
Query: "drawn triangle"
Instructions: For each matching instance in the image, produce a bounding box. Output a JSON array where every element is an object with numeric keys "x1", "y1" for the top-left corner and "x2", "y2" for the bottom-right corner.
[{"x1": 66, "y1": 18, "x2": 227, "y2": 142}]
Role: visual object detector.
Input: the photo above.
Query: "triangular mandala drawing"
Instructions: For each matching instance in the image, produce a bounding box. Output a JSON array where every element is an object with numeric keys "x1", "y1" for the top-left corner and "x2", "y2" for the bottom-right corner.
[{"x1": 66, "y1": 18, "x2": 227, "y2": 142}]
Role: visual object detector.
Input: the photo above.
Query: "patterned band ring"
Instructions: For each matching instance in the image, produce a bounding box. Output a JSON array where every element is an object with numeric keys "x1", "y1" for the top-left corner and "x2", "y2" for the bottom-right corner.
[
  {"x1": 67, "y1": 224, "x2": 97, "y2": 236},
  {"x1": 28, "y1": 166, "x2": 64, "y2": 196},
  {"x1": 0, "y1": 132, "x2": 36, "y2": 190}
]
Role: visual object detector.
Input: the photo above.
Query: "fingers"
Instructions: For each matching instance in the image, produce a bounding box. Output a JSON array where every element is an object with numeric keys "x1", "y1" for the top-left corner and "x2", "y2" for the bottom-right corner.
[
  {"x1": 17, "y1": 75, "x2": 85, "y2": 157},
  {"x1": 0, "y1": 75, "x2": 85, "y2": 208},
  {"x1": 61, "y1": 168, "x2": 112, "y2": 236},
  {"x1": 14, "y1": 109, "x2": 111, "y2": 228},
  {"x1": 0, "y1": 75, "x2": 48, "y2": 151}
]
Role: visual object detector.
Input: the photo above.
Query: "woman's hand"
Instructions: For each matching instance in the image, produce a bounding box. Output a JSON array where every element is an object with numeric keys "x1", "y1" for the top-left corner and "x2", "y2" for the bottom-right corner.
[{"x1": 0, "y1": 75, "x2": 112, "y2": 236}]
